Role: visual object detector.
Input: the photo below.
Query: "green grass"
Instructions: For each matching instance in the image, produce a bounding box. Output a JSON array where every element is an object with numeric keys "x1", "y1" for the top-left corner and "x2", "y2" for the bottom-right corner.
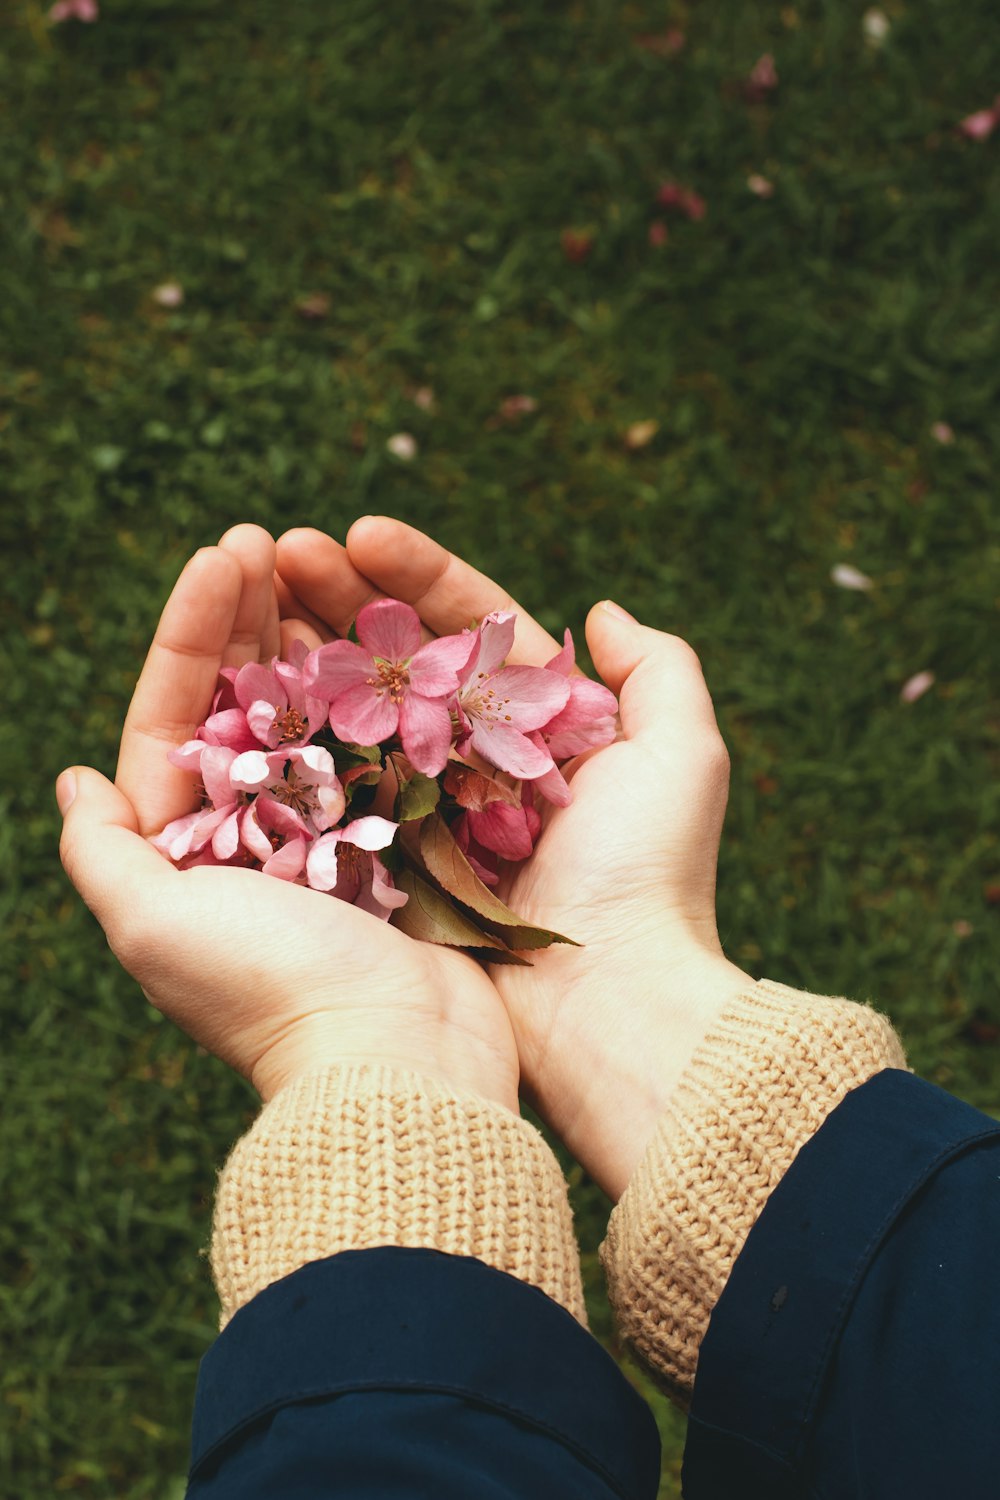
[{"x1": 2, "y1": 1, "x2": 998, "y2": 1495}]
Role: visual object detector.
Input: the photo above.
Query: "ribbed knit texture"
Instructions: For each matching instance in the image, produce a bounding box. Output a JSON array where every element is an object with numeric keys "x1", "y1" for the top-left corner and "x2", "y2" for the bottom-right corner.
[
  {"x1": 600, "y1": 979, "x2": 907, "y2": 1407},
  {"x1": 210, "y1": 1064, "x2": 586, "y2": 1330}
]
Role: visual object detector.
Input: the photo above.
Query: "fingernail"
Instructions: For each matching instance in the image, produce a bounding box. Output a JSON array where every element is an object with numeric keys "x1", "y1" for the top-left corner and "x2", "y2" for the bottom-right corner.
[
  {"x1": 55, "y1": 771, "x2": 77, "y2": 816},
  {"x1": 602, "y1": 600, "x2": 637, "y2": 623}
]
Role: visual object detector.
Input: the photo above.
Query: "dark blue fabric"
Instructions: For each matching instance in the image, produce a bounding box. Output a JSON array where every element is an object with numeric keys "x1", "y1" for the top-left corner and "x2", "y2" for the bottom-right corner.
[
  {"x1": 684, "y1": 1069, "x2": 1000, "y2": 1499},
  {"x1": 187, "y1": 1246, "x2": 661, "y2": 1499}
]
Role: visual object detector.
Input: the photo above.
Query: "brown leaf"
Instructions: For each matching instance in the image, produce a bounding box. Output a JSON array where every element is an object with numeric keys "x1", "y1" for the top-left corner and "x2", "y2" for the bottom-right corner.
[
  {"x1": 418, "y1": 814, "x2": 578, "y2": 950},
  {"x1": 443, "y1": 762, "x2": 520, "y2": 813},
  {"x1": 391, "y1": 869, "x2": 529, "y2": 964}
]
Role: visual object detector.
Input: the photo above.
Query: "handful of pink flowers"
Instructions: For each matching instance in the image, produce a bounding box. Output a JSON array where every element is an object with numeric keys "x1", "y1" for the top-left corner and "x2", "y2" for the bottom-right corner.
[{"x1": 152, "y1": 600, "x2": 618, "y2": 959}]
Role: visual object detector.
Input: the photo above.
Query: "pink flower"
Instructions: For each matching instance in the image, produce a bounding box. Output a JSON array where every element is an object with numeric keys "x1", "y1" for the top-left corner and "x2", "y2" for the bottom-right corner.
[
  {"x1": 900, "y1": 670, "x2": 935, "y2": 704},
  {"x1": 305, "y1": 816, "x2": 407, "y2": 918},
  {"x1": 526, "y1": 631, "x2": 618, "y2": 804},
  {"x1": 150, "y1": 745, "x2": 245, "y2": 863},
  {"x1": 455, "y1": 613, "x2": 570, "y2": 779},
  {"x1": 453, "y1": 817, "x2": 501, "y2": 886},
  {"x1": 240, "y1": 795, "x2": 313, "y2": 881},
  {"x1": 48, "y1": 0, "x2": 98, "y2": 21},
  {"x1": 959, "y1": 100, "x2": 1000, "y2": 141},
  {"x1": 231, "y1": 642, "x2": 329, "y2": 751},
  {"x1": 304, "y1": 601, "x2": 475, "y2": 776},
  {"x1": 229, "y1": 745, "x2": 345, "y2": 832}
]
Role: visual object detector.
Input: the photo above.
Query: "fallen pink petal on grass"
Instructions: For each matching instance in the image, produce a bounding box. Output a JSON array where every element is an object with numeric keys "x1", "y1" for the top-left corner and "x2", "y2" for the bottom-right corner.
[
  {"x1": 745, "y1": 53, "x2": 779, "y2": 101},
  {"x1": 48, "y1": 0, "x2": 98, "y2": 21},
  {"x1": 900, "y1": 671, "x2": 935, "y2": 704},
  {"x1": 959, "y1": 99, "x2": 1000, "y2": 141},
  {"x1": 931, "y1": 422, "x2": 955, "y2": 444},
  {"x1": 152, "y1": 281, "x2": 184, "y2": 308},
  {"x1": 831, "y1": 563, "x2": 875, "y2": 592},
  {"x1": 747, "y1": 174, "x2": 775, "y2": 198}
]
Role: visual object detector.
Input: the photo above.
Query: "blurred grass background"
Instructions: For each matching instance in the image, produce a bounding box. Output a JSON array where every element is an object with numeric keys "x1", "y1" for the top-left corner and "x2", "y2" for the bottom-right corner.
[{"x1": 2, "y1": 1, "x2": 998, "y2": 1495}]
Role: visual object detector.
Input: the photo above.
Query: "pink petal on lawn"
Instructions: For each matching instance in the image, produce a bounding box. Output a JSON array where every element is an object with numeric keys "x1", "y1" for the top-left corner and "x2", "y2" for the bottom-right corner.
[
  {"x1": 408, "y1": 631, "x2": 477, "y2": 695},
  {"x1": 468, "y1": 802, "x2": 533, "y2": 861},
  {"x1": 831, "y1": 563, "x2": 874, "y2": 591},
  {"x1": 327, "y1": 681, "x2": 400, "y2": 744},
  {"x1": 304, "y1": 640, "x2": 375, "y2": 699},
  {"x1": 357, "y1": 598, "x2": 422, "y2": 663},
  {"x1": 488, "y1": 665, "x2": 571, "y2": 730},
  {"x1": 470, "y1": 720, "x2": 556, "y2": 778},
  {"x1": 900, "y1": 670, "x2": 935, "y2": 704},
  {"x1": 959, "y1": 104, "x2": 1000, "y2": 141},
  {"x1": 305, "y1": 832, "x2": 343, "y2": 891},
  {"x1": 340, "y1": 815, "x2": 400, "y2": 852},
  {"x1": 263, "y1": 837, "x2": 307, "y2": 881},
  {"x1": 398, "y1": 693, "x2": 454, "y2": 775}
]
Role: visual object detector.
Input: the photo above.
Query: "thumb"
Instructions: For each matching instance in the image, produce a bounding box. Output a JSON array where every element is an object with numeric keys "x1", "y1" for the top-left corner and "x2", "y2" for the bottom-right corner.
[
  {"x1": 57, "y1": 767, "x2": 173, "y2": 943},
  {"x1": 585, "y1": 600, "x2": 720, "y2": 741}
]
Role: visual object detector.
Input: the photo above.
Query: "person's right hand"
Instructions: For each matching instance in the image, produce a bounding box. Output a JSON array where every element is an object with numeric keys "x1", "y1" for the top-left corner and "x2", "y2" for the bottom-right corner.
[
  {"x1": 275, "y1": 520, "x2": 753, "y2": 1197},
  {"x1": 56, "y1": 527, "x2": 520, "y2": 1116}
]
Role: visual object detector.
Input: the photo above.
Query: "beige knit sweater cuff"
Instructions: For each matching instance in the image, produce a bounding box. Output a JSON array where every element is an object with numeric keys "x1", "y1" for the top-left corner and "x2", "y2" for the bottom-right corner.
[
  {"x1": 600, "y1": 978, "x2": 907, "y2": 1406},
  {"x1": 210, "y1": 1064, "x2": 586, "y2": 1330}
]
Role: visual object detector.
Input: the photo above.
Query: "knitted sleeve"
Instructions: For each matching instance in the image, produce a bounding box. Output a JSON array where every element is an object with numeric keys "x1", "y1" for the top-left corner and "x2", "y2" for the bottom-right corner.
[
  {"x1": 600, "y1": 978, "x2": 907, "y2": 1406},
  {"x1": 209, "y1": 1063, "x2": 586, "y2": 1330}
]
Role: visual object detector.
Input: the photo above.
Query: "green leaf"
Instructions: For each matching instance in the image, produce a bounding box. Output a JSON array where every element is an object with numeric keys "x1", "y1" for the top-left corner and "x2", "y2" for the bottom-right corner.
[
  {"x1": 326, "y1": 738, "x2": 383, "y2": 772},
  {"x1": 418, "y1": 814, "x2": 578, "y2": 951},
  {"x1": 391, "y1": 870, "x2": 529, "y2": 964},
  {"x1": 389, "y1": 752, "x2": 441, "y2": 821}
]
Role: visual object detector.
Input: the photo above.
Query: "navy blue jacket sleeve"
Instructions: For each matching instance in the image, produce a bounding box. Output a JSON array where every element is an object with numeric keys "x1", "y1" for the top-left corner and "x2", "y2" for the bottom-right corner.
[
  {"x1": 186, "y1": 1246, "x2": 661, "y2": 1499},
  {"x1": 684, "y1": 1069, "x2": 1000, "y2": 1499}
]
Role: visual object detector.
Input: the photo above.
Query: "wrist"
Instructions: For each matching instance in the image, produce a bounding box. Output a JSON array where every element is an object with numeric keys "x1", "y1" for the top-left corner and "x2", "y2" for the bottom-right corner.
[
  {"x1": 533, "y1": 948, "x2": 753, "y2": 1201},
  {"x1": 250, "y1": 1007, "x2": 520, "y2": 1116}
]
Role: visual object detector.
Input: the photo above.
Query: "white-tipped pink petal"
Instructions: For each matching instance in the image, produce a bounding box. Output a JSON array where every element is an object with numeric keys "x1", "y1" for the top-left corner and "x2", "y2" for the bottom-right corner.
[
  {"x1": 166, "y1": 738, "x2": 210, "y2": 773},
  {"x1": 202, "y1": 708, "x2": 260, "y2": 752},
  {"x1": 150, "y1": 808, "x2": 206, "y2": 861},
  {"x1": 263, "y1": 837, "x2": 307, "y2": 881},
  {"x1": 200, "y1": 745, "x2": 239, "y2": 807},
  {"x1": 397, "y1": 693, "x2": 454, "y2": 775},
  {"x1": 471, "y1": 612, "x2": 517, "y2": 677},
  {"x1": 315, "y1": 781, "x2": 347, "y2": 828},
  {"x1": 229, "y1": 749, "x2": 274, "y2": 794},
  {"x1": 328, "y1": 682, "x2": 399, "y2": 745},
  {"x1": 246, "y1": 698, "x2": 279, "y2": 745},
  {"x1": 357, "y1": 858, "x2": 409, "y2": 918},
  {"x1": 306, "y1": 832, "x2": 343, "y2": 891},
  {"x1": 289, "y1": 744, "x2": 337, "y2": 781},
  {"x1": 341, "y1": 815, "x2": 400, "y2": 852},
  {"x1": 356, "y1": 598, "x2": 422, "y2": 663},
  {"x1": 240, "y1": 806, "x2": 274, "y2": 862},
  {"x1": 212, "y1": 807, "x2": 242, "y2": 860}
]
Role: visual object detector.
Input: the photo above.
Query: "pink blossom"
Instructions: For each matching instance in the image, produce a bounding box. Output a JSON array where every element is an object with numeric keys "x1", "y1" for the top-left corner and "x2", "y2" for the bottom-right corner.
[
  {"x1": 305, "y1": 816, "x2": 407, "y2": 918},
  {"x1": 231, "y1": 642, "x2": 329, "y2": 751},
  {"x1": 48, "y1": 0, "x2": 98, "y2": 22},
  {"x1": 959, "y1": 100, "x2": 1000, "y2": 141},
  {"x1": 150, "y1": 745, "x2": 245, "y2": 863},
  {"x1": 304, "y1": 600, "x2": 475, "y2": 776},
  {"x1": 455, "y1": 613, "x2": 570, "y2": 779},
  {"x1": 527, "y1": 631, "x2": 619, "y2": 804},
  {"x1": 240, "y1": 795, "x2": 312, "y2": 881},
  {"x1": 931, "y1": 421, "x2": 955, "y2": 445},
  {"x1": 229, "y1": 745, "x2": 345, "y2": 832}
]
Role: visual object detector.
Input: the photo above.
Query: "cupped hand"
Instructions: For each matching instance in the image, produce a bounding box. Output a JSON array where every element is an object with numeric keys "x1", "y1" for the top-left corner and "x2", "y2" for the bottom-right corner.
[
  {"x1": 276, "y1": 520, "x2": 752, "y2": 1196},
  {"x1": 58, "y1": 526, "x2": 519, "y2": 1113}
]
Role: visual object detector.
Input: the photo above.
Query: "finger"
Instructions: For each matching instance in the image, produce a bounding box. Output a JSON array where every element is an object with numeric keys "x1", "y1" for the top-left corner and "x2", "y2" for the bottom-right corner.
[
  {"x1": 345, "y1": 516, "x2": 562, "y2": 666},
  {"x1": 218, "y1": 524, "x2": 280, "y2": 667},
  {"x1": 585, "y1": 601, "x2": 720, "y2": 742},
  {"x1": 273, "y1": 571, "x2": 335, "y2": 643},
  {"x1": 116, "y1": 547, "x2": 243, "y2": 837},
  {"x1": 279, "y1": 617, "x2": 325, "y2": 656},
  {"x1": 275, "y1": 528, "x2": 382, "y2": 637},
  {"x1": 58, "y1": 767, "x2": 174, "y2": 956}
]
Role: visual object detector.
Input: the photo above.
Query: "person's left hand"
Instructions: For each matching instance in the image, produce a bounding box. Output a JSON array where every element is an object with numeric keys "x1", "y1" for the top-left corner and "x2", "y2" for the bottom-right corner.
[{"x1": 57, "y1": 526, "x2": 520, "y2": 1112}]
